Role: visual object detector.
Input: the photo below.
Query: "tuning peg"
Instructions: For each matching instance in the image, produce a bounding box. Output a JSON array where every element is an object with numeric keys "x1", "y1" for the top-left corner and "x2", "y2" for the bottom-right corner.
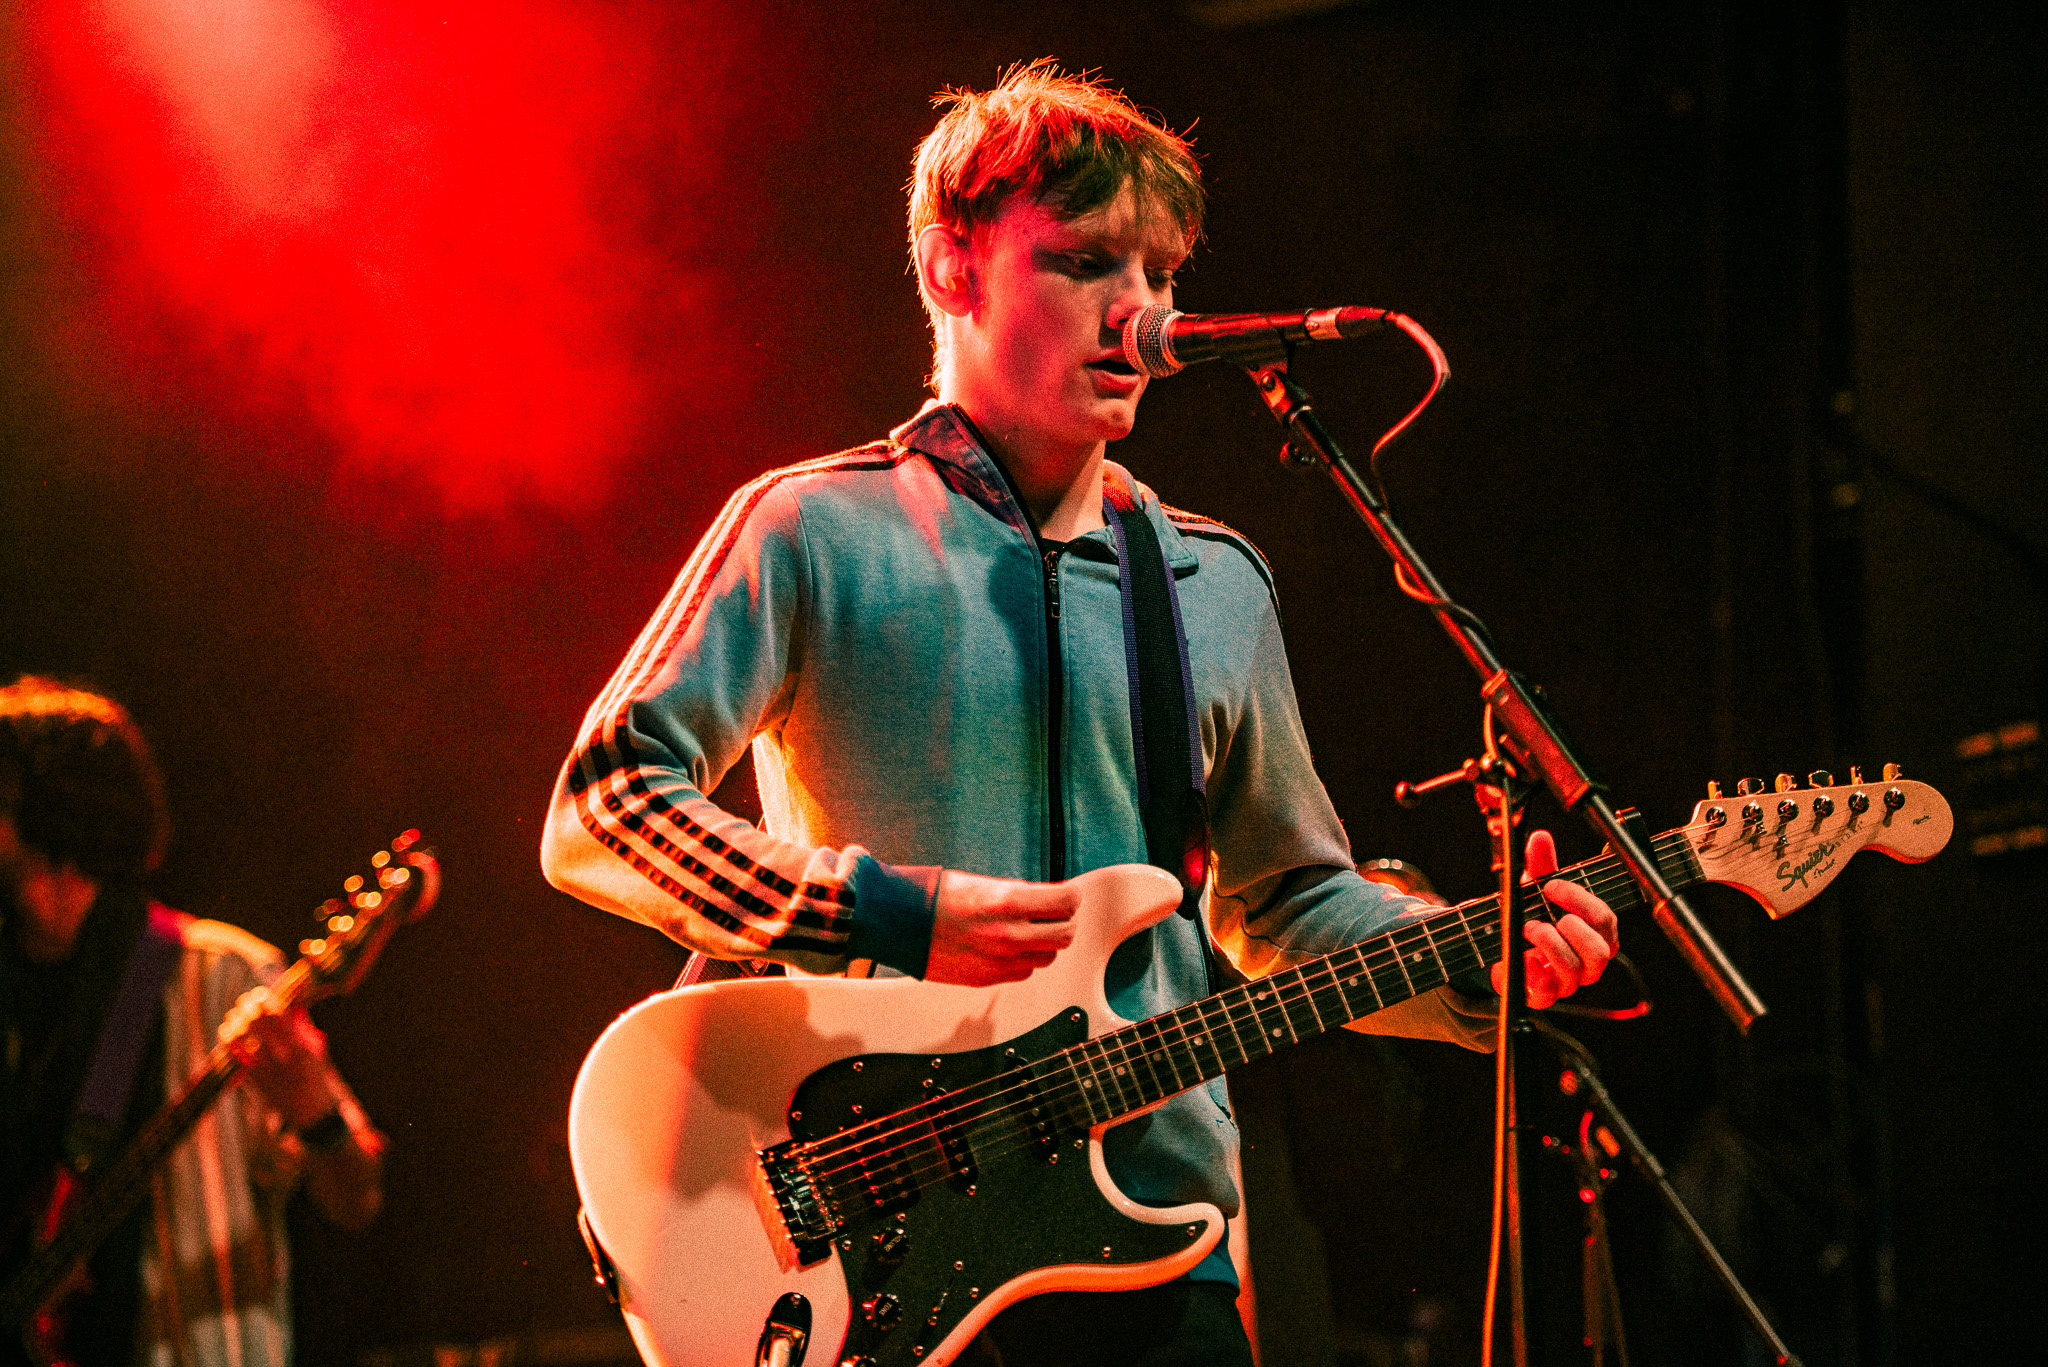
[
  {"x1": 1706, "y1": 780, "x2": 1723, "y2": 799},
  {"x1": 372, "y1": 850, "x2": 392, "y2": 869},
  {"x1": 1808, "y1": 770, "x2": 1834, "y2": 788},
  {"x1": 1883, "y1": 762, "x2": 1902, "y2": 781},
  {"x1": 1774, "y1": 773, "x2": 1796, "y2": 792},
  {"x1": 1849, "y1": 766, "x2": 1864, "y2": 784},
  {"x1": 1736, "y1": 777, "x2": 1765, "y2": 796}
]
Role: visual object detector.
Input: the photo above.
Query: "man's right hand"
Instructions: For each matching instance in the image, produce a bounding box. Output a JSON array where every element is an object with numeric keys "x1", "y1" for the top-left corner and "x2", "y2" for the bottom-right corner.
[{"x1": 925, "y1": 870, "x2": 1079, "y2": 986}]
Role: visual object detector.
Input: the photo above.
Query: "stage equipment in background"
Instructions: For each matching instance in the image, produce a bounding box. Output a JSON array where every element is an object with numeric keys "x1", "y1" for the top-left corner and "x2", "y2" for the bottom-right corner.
[
  {"x1": 566, "y1": 778, "x2": 1946, "y2": 1367},
  {"x1": 1955, "y1": 719, "x2": 2045, "y2": 858},
  {"x1": 4, "y1": 834, "x2": 441, "y2": 1365}
]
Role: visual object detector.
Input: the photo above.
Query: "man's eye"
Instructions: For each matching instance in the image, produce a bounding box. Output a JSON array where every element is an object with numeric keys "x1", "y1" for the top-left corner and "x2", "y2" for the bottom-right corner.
[{"x1": 1147, "y1": 270, "x2": 1178, "y2": 290}]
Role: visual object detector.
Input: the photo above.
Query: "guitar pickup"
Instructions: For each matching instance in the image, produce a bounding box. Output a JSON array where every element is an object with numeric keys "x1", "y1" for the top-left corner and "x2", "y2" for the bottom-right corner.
[
  {"x1": 1007, "y1": 1059, "x2": 1065, "y2": 1164},
  {"x1": 923, "y1": 1081, "x2": 980, "y2": 1189}
]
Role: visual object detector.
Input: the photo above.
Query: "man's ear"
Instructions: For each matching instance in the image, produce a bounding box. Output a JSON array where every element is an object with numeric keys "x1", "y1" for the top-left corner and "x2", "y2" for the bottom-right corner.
[{"x1": 914, "y1": 223, "x2": 976, "y2": 319}]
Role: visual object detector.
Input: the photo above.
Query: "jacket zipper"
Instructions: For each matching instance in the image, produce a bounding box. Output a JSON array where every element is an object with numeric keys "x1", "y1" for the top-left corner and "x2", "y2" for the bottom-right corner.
[{"x1": 1040, "y1": 542, "x2": 1067, "y2": 881}]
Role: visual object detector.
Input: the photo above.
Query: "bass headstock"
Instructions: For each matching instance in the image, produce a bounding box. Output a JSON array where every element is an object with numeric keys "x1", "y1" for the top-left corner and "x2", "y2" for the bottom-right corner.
[
  {"x1": 1687, "y1": 767, "x2": 1951, "y2": 918},
  {"x1": 297, "y1": 831, "x2": 440, "y2": 1000}
]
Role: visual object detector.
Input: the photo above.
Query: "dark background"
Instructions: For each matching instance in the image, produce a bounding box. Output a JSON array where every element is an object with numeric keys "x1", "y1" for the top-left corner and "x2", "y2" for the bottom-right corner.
[{"x1": 3, "y1": 1, "x2": 2041, "y2": 1363}]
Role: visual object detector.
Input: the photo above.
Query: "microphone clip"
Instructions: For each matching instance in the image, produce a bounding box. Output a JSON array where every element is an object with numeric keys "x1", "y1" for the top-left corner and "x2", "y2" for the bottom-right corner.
[{"x1": 1246, "y1": 363, "x2": 1323, "y2": 469}]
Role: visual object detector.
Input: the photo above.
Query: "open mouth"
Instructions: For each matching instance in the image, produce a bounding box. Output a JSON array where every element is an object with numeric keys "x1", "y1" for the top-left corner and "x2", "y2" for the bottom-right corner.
[{"x1": 1087, "y1": 357, "x2": 1138, "y2": 377}]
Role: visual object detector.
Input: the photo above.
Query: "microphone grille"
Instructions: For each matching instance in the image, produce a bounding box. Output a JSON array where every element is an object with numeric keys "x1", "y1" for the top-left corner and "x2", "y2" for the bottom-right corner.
[{"x1": 1123, "y1": 306, "x2": 1183, "y2": 377}]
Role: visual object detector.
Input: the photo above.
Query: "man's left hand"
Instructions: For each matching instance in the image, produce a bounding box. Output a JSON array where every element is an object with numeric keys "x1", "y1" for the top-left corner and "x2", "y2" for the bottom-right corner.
[
  {"x1": 1490, "y1": 829, "x2": 1620, "y2": 1010},
  {"x1": 222, "y1": 986, "x2": 340, "y2": 1132}
]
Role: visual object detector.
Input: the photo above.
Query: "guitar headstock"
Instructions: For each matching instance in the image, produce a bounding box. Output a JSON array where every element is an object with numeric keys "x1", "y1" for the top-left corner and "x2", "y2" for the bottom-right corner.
[
  {"x1": 1688, "y1": 768, "x2": 1951, "y2": 918},
  {"x1": 297, "y1": 831, "x2": 440, "y2": 1000}
]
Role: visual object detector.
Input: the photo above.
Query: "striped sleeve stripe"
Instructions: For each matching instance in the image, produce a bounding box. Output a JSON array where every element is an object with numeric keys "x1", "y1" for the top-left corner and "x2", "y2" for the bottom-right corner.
[
  {"x1": 571, "y1": 445, "x2": 907, "y2": 950},
  {"x1": 592, "y1": 773, "x2": 852, "y2": 934}
]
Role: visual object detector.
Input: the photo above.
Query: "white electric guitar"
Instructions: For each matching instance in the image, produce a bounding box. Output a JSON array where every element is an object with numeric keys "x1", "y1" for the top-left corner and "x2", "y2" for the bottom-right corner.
[{"x1": 569, "y1": 771, "x2": 1949, "y2": 1367}]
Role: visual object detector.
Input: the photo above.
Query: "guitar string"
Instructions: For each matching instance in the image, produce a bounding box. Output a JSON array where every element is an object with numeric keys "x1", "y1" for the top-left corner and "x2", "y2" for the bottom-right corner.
[
  {"x1": 789, "y1": 804, "x2": 1872, "y2": 1210},
  {"x1": 791, "y1": 829, "x2": 1712, "y2": 1210},
  {"x1": 788, "y1": 827, "x2": 1712, "y2": 1202},
  {"x1": 785, "y1": 827, "x2": 1713, "y2": 1205}
]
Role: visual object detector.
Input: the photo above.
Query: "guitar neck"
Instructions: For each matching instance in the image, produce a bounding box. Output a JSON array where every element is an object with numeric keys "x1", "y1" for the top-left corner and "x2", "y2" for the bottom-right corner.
[{"x1": 1056, "y1": 828, "x2": 1701, "y2": 1125}]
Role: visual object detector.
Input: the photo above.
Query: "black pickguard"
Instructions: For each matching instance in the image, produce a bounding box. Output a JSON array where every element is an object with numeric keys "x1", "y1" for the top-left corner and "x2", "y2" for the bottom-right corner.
[{"x1": 786, "y1": 1008, "x2": 1210, "y2": 1365}]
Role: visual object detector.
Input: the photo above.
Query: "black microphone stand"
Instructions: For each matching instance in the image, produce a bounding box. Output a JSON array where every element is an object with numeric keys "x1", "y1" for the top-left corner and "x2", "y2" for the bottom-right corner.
[
  {"x1": 1527, "y1": 1015, "x2": 1804, "y2": 1367},
  {"x1": 1232, "y1": 343, "x2": 1775, "y2": 1365}
]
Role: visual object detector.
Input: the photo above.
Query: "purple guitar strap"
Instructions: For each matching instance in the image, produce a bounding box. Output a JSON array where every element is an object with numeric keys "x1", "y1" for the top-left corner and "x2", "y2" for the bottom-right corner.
[{"x1": 64, "y1": 903, "x2": 184, "y2": 1168}]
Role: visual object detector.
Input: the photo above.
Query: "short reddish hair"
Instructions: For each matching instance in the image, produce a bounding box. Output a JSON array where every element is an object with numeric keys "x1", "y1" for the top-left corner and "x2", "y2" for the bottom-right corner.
[{"x1": 909, "y1": 60, "x2": 1204, "y2": 296}]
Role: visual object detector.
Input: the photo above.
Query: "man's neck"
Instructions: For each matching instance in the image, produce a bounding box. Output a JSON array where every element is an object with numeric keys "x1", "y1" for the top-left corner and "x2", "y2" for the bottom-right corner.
[{"x1": 949, "y1": 403, "x2": 1107, "y2": 542}]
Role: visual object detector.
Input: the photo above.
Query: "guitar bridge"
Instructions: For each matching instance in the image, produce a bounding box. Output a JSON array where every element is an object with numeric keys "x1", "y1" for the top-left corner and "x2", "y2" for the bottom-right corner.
[{"x1": 759, "y1": 1141, "x2": 839, "y2": 1265}]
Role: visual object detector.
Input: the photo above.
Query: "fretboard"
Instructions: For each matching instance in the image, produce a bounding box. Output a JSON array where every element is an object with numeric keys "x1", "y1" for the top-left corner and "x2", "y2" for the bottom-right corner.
[{"x1": 1050, "y1": 828, "x2": 1700, "y2": 1126}]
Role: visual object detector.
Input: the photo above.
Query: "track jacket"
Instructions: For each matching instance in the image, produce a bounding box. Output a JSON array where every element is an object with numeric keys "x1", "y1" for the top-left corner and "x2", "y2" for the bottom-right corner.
[{"x1": 542, "y1": 402, "x2": 1493, "y2": 1228}]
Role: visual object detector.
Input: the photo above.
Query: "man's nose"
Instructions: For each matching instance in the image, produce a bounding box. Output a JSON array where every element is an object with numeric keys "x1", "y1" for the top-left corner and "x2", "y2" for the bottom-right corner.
[{"x1": 1106, "y1": 267, "x2": 1167, "y2": 332}]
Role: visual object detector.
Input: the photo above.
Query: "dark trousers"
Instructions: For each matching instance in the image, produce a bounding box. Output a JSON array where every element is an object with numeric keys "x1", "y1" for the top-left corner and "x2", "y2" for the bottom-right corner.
[{"x1": 960, "y1": 1281, "x2": 1256, "y2": 1367}]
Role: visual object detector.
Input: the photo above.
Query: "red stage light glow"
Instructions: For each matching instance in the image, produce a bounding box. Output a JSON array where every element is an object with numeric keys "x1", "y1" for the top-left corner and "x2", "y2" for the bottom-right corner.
[{"x1": 22, "y1": 0, "x2": 757, "y2": 515}]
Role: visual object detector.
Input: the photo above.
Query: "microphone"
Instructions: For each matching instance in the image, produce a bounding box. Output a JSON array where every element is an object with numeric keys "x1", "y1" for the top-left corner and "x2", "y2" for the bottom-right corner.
[{"x1": 1120, "y1": 305, "x2": 1393, "y2": 377}]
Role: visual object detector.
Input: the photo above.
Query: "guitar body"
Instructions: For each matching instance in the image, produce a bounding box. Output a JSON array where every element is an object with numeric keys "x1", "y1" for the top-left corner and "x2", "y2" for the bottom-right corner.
[
  {"x1": 570, "y1": 773, "x2": 1955, "y2": 1367},
  {"x1": 569, "y1": 864, "x2": 1223, "y2": 1367}
]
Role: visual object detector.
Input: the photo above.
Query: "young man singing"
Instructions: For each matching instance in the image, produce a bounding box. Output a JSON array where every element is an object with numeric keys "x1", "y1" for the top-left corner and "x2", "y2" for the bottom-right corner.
[{"x1": 542, "y1": 62, "x2": 1617, "y2": 1367}]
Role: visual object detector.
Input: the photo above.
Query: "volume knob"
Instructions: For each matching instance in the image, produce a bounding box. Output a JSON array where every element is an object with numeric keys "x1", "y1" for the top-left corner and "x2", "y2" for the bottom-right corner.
[
  {"x1": 872, "y1": 1226, "x2": 910, "y2": 1267},
  {"x1": 864, "y1": 1294, "x2": 904, "y2": 1332}
]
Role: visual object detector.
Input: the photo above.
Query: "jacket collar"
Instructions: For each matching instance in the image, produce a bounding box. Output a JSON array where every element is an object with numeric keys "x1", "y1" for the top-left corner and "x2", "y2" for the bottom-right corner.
[{"x1": 891, "y1": 402, "x2": 1199, "y2": 572}]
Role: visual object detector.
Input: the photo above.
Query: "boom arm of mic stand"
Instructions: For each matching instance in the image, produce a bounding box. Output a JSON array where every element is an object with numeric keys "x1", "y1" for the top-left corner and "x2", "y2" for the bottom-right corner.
[{"x1": 1243, "y1": 362, "x2": 1767, "y2": 1032}]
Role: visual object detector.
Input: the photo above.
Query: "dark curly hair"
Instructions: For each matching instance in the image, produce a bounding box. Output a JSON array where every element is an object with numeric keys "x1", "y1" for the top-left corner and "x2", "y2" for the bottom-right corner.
[{"x1": 0, "y1": 677, "x2": 169, "y2": 882}]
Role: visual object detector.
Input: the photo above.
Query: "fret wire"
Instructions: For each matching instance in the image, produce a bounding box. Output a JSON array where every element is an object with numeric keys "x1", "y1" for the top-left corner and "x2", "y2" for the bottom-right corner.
[
  {"x1": 1216, "y1": 990, "x2": 1256, "y2": 1067},
  {"x1": 1417, "y1": 916, "x2": 1453, "y2": 983},
  {"x1": 1132, "y1": 1017, "x2": 1175, "y2": 1100},
  {"x1": 1274, "y1": 972, "x2": 1306, "y2": 1044},
  {"x1": 1056, "y1": 1050, "x2": 1100, "y2": 1127},
  {"x1": 1152, "y1": 1016, "x2": 1191, "y2": 1095},
  {"x1": 1296, "y1": 962, "x2": 1329, "y2": 1034},
  {"x1": 1092, "y1": 1035, "x2": 1137, "y2": 1116},
  {"x1": 1248, "y1": 983, "x2": 1285, "y2": 1051},
  {"x1": 1298, "y1": 953, "x2": 1350, "y2": 1028}
]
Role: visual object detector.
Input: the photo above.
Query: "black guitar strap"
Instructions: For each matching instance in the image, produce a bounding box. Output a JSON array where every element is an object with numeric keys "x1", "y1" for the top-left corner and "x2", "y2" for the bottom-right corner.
[{"x1": 1099, "y1": 475, "x2": 1211, "y2": 911}]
